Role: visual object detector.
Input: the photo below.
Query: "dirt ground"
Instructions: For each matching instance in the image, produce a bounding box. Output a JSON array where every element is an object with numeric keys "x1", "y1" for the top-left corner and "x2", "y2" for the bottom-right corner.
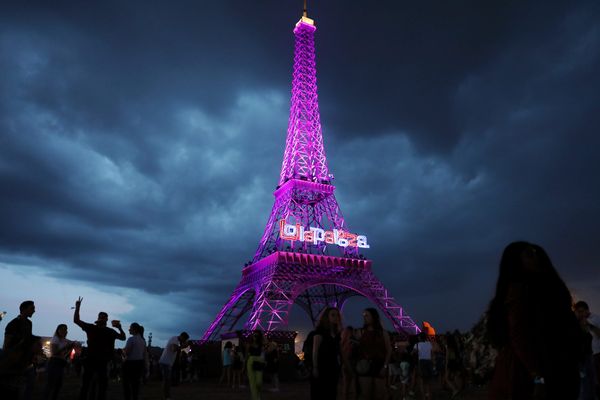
[{"x1": 28, "y1": 374, "x2": 488, "y2": 400}]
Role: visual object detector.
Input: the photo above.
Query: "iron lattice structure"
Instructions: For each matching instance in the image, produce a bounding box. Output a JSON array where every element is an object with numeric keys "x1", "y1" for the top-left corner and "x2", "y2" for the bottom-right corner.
[
  {"x1": 279, "y1": 17, "x2": 329, "y2": 186},
  {"x1": 202, "y1": 14, "x2": 420, "y2": 340}
]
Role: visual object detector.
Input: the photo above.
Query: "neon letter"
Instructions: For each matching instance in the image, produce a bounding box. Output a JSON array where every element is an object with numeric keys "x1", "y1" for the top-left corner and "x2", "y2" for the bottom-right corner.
[
  {"x1": 357, "y1": 235, "x2": 370, "y2": 249},
  {"x1": 279, "y1": 219, "x2": 299, "y2": 240},
  {"x1": 336, "y1": 230, "x2": 349, "y2": 247},
  {"x1": 345, "y1": 233, "x2": 358, "y2": 247},
  {"x1": 303, "y1": 230, "x2": 314, "y2": 243},
  {"x1": 310, "y1": 227, "x2": 325, "y2": 244},
  {"x1": 324, "y1": 230, "x2": 335, "y2": 244}
]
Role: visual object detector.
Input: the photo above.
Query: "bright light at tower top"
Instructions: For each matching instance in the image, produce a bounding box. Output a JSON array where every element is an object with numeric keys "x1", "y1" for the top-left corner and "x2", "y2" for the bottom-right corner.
[
  {"x1": 298, "y1": 0, "x2": 315, "y2": 27},
  {"x1": 298, "y1": 16, "x2": 315, "y2": 27}
]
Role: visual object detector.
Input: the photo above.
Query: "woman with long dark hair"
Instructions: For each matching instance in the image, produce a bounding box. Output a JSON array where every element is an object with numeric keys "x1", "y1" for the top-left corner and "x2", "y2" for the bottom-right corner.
[
  {"x1": 43, "y1": 324, "x2": 75, "y2": 400},
  {"x1": 356, "y1": 308, "x2": 391, "y2": 400},
  {"x1": 487, "y1": 241, "x2": 582, "y2": 399},
  {"x1": 311, "y1": 307, "x2": 343, "y2": 400}
]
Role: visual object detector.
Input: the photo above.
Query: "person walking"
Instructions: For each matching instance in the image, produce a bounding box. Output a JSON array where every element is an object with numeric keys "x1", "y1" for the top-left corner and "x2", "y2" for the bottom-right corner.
[
  {"x1": 43, "y1": 324, "x2": 76, "y2": 400},
  {"x1": 73, "y1": 296, "x2": 126, "y2": 400},
  {"x1": 122, "y1": 322, "x2": 146, "y2": 400},
  {"x1": 311, "y1": 307, "x2": 343, "y2": 400},
  {"x1": 487, "y1": 242, "x2": 583, "y2": 400},
  {"x1": 158, "y1": 332, "x2": 189, "y2": 400},
  {"x1": 356, "y1": 308, "x2": 391, "y2": 400}
]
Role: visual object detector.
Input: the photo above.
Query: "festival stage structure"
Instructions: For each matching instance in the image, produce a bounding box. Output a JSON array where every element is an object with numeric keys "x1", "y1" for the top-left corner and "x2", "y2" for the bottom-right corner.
[{"x1": 202, "y1": 8, "x2": 420, "y2": 340}]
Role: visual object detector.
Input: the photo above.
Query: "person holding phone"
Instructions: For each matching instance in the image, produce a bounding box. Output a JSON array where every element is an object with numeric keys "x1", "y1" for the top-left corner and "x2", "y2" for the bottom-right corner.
[
  {"x1": 158, "y1": 331, "x2": 189, "y2": 400},
  {"x1": 73, "y1": 296, "x2": 126, "y2": 400}
]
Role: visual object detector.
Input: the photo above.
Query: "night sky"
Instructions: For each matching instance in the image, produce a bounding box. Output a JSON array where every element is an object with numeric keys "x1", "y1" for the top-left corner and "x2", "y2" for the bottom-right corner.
[{"x1": 1, "y1": 1, "x2": 599, "y2": 346}]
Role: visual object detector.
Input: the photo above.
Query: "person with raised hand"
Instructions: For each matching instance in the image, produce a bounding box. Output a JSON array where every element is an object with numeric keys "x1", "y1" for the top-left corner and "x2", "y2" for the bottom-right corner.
[{"x1": 73, "y1": 296, "x2": 126, "y2": 400}]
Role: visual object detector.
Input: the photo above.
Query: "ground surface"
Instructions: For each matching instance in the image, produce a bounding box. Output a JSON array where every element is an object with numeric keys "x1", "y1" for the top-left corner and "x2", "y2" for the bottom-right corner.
[{"x1": 29, "y1": 374, "x2": 488, "y2": 399}]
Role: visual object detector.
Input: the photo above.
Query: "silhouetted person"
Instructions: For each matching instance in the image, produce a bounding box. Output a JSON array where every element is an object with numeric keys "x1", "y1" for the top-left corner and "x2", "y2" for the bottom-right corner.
[
  {"x1": 311, "y1": 307, "x2": 343, "y2": 400},
  {"x1": 73, "y1": 296, "x2": 126, "y2": 400},
  {"x1": 43, "y1": 324, "x2": 76, "y2": 400},
  {"x1": 0, "y1": 300, "x2": 40, "y2": 400},
  {"x1": 158, "y1": 332, "x2": 189, "y2": 400},
  {"x1": 487, "y1": 242, "x2": 582, "y2": 400},
  {"x1": 573, "y1": 301, "x2": 598, "y2": 400},
  {"x1": 246, "y1": 330, "x2": 265, "y2": 400},
  {"x1": 589, "y1": 306, "x2": 600, "y2": 399},
  {"x1": 265, "y1": 341, "x2": 280, "y2": 392},
  {"x1": 445, "y1": 332, "x2": 464, "y2": 398},
  {"x1": 122, "y1": 322, "x2": 146, "y2": 400},
  {"x1": 231, "y1": 345, "x2": 245, "y2": 389},
  {"x1": 340, "y1": 326, "x2": 358, "y2": 400},
  {"x1": 356, "y1": 308, "x2": 391, "y2": 400},
  {"x1": 414, "y1": 332, "x2": 434, "y2": 400},
  {"x1": 219, "y1": 341, "x2": 233, "y2": 386}
]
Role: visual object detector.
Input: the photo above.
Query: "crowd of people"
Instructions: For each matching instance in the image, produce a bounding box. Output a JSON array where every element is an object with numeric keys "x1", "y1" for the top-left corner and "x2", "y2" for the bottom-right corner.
[
  {"x1": 302, "y1": 306, "x2": 481, "y2": 400},
  {"x1": 299, "y1": 241, "x2": 600, "y2": 400},
  {"x1": 1, "y1": 241, "x2": 599, "y2": 400},
  {"x1": 0, "y1": 296, "x2": 190, "y2": 400}
]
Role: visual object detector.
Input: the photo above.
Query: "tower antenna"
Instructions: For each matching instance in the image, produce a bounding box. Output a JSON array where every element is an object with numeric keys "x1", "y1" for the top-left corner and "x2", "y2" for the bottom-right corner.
[{"x1": 303, "y1": 0, "x2": 308, "y2": 17}]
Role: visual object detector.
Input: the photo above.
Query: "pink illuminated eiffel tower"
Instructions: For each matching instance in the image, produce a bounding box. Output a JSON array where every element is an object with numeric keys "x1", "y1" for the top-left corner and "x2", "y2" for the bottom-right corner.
[{"x1": 202, "y1": 7, "x2": 420, "y2": 340}]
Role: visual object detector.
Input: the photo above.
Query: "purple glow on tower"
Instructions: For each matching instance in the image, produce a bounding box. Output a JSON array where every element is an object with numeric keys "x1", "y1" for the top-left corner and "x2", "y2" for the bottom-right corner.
[
  {"x1": 279, "y1": 17, "x2": 329, "y2": 185},
  {"x1": 253, "y1": 16, "x2": 352, "y2": 261},
  {"x1": 201, "y1": 12, "x2": 420, "y2": 341}
]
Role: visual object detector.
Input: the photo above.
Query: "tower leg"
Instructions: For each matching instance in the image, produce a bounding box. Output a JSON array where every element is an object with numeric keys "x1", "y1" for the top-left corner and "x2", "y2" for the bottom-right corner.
[
  {"x1": 245, "y1": 280, "x2": 293, "y2": 332},
  {"x1": 202, "y1": 286, "x2": 255, "y2": 341}
]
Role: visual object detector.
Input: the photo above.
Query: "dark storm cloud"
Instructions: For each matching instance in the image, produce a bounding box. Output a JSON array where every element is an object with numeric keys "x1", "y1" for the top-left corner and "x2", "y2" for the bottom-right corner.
[
  {"x1": 322, "y1": 0, "x2": 600, "y2": 327},
  {"x1": 314, "y1": 1, "x2": 584, "y2": 152},
  {"x1": 1, "y1": 0, "x2": 599, "y2": 334},
  {"x1": 0, "y1": 0, "x2": 287, "y2": 297}
]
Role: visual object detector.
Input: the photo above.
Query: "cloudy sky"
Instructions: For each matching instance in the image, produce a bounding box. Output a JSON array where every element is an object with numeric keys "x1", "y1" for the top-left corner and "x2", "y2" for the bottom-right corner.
[{"x1": 1, "y1": 0, "x2": 599, "y2": 346}]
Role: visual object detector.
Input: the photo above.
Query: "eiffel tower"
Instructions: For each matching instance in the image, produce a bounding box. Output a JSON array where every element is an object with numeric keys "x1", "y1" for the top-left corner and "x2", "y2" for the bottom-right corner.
[{"x1": 202, "y1": 6, "x2": 420, "y2": 340}]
